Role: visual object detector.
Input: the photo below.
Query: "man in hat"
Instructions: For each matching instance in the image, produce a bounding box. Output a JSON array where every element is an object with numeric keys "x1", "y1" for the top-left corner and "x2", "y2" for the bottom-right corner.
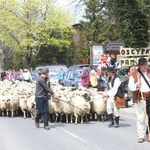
[
  {"x1": 128, "y1": 57, "x2": 150, "y2": 143},
  {"x1": 104, "y1": 66, "x2": 122, "y2": 128}
]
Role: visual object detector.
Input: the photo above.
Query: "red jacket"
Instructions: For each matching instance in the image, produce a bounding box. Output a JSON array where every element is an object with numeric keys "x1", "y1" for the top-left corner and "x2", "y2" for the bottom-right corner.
[{"x1": 81, "y1": 70, "x2": 90, "y2": 86}]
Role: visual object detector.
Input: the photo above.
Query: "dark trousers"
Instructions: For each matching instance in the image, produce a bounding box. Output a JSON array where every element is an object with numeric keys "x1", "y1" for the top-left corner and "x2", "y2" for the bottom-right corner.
[{"x1": 35, "y1": 97, "x2": 50, "y2": 127}]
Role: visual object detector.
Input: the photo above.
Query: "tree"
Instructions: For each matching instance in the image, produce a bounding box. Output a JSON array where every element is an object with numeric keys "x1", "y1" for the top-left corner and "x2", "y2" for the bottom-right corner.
[
  {"x1": 72, "y1": 0, "x2": 150, "y2": 48},
  {"x1": 0, "y1": 0, "x2": 74, "y2": 69},
  {"x1": 80, "y1": 0, "x2": 105, "y2": 43},
  {"x1": 107, "y1": 0, "x2": 149, "y2": 48}
]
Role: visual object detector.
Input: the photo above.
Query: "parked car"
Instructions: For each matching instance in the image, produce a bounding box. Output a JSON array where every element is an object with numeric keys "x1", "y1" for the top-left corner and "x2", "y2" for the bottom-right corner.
[
  {"x1": 63, "y1": 69, "x2": 82, "y2": 87},
  {"x1": 68, "y1": 64, "x2": 91, "y2": 72},
  {"x1": 30, "y1": 71, "x2": 37, "y2": 82},
  {"x1": 49, "y1": 72, "x2": 59, "y2": 85}
]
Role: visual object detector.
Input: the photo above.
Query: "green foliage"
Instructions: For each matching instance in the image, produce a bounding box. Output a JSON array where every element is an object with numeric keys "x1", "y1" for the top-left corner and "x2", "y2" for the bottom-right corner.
[
  {"x1": 107, "y1": 0, "x2": 149, "y2": 48},
  {"x1": 80, "y1": 0, "x2": 104, "y2": 43},
  {"x1": 0, "y1": 0, "x2": 75, "y2": 69}
]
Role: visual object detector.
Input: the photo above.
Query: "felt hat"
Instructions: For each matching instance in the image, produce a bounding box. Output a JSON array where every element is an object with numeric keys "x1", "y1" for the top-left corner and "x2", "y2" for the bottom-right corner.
[{"x1": 138, "y1": 57, "x2": 147, "y2": 66}]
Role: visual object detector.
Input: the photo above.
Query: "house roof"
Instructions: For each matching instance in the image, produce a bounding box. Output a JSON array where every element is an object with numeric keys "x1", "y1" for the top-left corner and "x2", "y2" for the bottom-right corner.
[{"x1": 104, "y1": 41, "x2": 125, "y2": 51}]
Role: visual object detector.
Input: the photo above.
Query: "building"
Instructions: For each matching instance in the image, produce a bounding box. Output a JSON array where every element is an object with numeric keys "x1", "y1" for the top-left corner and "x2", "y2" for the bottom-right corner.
[{"x1": 104, "y1": 41, "x2": 125, "y2": 55}]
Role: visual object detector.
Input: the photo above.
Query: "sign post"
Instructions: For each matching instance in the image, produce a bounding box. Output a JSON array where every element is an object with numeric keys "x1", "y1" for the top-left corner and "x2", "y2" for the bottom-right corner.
[
  {"x1": 90, "y1": 45, "x2": 103, "y2": 66},
  {"x1": 119, "y1": 47, "x2": 150, "y2": 67}
]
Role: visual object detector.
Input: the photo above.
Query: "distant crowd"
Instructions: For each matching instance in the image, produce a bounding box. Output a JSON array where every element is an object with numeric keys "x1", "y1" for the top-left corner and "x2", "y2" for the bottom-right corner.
[{"x1": 0, "y1": 68, "x2": 32, "y2": 82}]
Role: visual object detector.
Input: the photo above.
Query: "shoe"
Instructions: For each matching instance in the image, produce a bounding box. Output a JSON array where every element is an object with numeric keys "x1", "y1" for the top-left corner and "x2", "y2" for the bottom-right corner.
[
  {"x1": 35, "y1": 122, "x2": 39, "y2": 128},
  {"x1": 137, "y1": 138, "x2": 144, "y2": 143},
  {"x1": 44, "y1": 126, "x2": 50, "y2": 130},
  {"x1": 114, "y1": 123, "x2": 119, "y2": 128},
  {"x1": 108, "y1": 114, "x2": 114, "y2": 128}
]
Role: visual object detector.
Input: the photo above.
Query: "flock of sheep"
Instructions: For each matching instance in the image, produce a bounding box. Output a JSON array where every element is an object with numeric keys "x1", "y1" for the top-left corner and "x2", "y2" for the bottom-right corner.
[{"x1": 0, "y1": 80, "x2": 108, "y2": 124}]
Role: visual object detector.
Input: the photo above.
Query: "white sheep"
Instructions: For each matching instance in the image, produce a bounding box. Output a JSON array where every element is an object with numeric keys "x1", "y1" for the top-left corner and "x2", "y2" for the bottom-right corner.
[
  {"x1": 91, "y1": 92, "x2": 107, "y2": 122},
  {"x1": 8, "y1": 94, "x2": 19, "y2": 117},
  {"x1": 72, "y1": 95, "x2": 91, "y2": 124},
  {"x1": 19, "y1": 95, "x2": 28, "y2": 119}
]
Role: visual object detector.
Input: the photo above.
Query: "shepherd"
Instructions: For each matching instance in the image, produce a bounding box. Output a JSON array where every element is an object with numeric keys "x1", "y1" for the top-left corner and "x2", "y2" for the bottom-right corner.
[{"x1": 128, "y1": 57, "x2": 150, "y2": 143}]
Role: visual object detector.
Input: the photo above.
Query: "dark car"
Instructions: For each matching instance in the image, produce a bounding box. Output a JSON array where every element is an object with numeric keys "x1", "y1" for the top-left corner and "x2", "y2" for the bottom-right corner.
[{"x1": 63, "y1": 70, "x2": 82, "y2": 87}]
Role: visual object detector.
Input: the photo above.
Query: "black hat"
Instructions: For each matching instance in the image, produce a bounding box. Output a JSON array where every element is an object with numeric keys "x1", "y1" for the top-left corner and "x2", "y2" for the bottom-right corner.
[
  {"x1": 138, "y1": 57, "x2": 147, "y2": 66},
  {"x1": 107, "y1": 66, "x2": 116, "y2": 73}
]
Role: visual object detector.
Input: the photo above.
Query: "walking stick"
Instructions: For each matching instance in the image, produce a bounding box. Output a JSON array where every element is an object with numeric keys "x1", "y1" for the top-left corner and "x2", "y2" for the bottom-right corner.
[{"x1": 141, "y1": 92, "x2": 150, "y2": 142}]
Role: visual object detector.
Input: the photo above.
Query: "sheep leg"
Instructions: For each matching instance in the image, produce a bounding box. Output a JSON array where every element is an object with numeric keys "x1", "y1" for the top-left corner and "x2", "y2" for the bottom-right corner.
[
  {"x1": 85, "y1": 113, "x2": 88, "y2": 122},
  {"x1": 6, "y1": 109, "x2": 9, "y2": 117},
  {"x1": 60, "y1": 113, "x2": 63, "y2": 123},
  {"x1": 30, "y1": 112, "x2": 34, "y2": 119},
  {"x1": 23, "y1": 110, "x2": 26, "y2": 119},
  {"x1": 55, "y1": 113, "x2": 58, "y2": 123},
  {"x1": 11, "y1": 109, "x2": 14, "y2": 117},
  {"x1": 2, "y1": 109, "x2": 4, "y2": 116},
  {"x1": 70, "y1": 114, "x2": 73, "y2": 124},
  {"x1": 81, "y1": 116, "x2": 84, "y2": 124},
  {"x1": 74, "y1": 114, "x2": 78, "y2": 124},
  {"x1": 15, "y1": 110, "x2": 18, "y2": 116},
  {"x1": 66, "y1": 114, "x2": 69, "y2": 123}
]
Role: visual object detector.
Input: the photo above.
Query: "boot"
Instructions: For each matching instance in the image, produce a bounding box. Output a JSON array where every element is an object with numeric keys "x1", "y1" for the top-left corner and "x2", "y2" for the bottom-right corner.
[
  {"x1": 108, "y1": 114, "x2": 114, "y2": 127},
  {"x1": 114, "y1": 116, "x2": 119, "y2": 128}
]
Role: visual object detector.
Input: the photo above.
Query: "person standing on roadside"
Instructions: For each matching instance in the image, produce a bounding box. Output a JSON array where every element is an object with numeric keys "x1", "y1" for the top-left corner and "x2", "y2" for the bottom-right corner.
[
  {"x1": 23, "y1": 69, "x2": 32, "y2": 82},
  {"x1": 34, "y1": 68, "x2": 58, "y2": 130},
  {"x1": 128, "y1": 57, "x2": 150, "y2": 143},
  {"x1": 80, "y1": 67, "x2": 90, "y2": 88},
  {"x1": 58, "y1": 68, "x2": 66, "y2": 84},
  {"x1": 1, "y1": 69, "x2": 6, "y2": 81}
]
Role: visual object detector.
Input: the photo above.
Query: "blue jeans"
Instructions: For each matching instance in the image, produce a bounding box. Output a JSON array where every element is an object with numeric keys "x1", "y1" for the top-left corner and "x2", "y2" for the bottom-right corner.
[{"x1": 35, "y1": 97, "x2": 50, "y2": 127}]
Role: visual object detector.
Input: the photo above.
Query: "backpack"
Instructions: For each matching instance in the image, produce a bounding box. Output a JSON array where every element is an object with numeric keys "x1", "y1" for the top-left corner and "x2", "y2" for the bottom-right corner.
[{"x1": 111, "y1": 74, "x2": 125, "y2": 98}]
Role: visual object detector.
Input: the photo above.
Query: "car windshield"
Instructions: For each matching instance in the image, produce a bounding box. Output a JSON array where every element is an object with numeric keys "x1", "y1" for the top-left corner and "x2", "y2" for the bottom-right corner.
[
  {"x1": 49, "y1": 74, "x2": 58, "y2": 79},
  {"x1": 35, "y1": 65, "x2": 68, "y2": 73},
  {"x1": 74, "y1": 71, "x2": 81, "y2": 80}
]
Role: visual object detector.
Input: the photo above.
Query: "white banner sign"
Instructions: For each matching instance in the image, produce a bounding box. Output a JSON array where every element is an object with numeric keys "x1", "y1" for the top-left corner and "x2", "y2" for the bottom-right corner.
[
  {"x1": 120, "y1": 57, "x2": 150, "y2": 66},
  {"x1": 120, "y1": 47, "x2": 150, "y2": 57}
]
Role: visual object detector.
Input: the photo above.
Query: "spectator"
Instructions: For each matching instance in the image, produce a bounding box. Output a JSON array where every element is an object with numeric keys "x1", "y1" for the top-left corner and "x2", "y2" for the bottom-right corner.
[
  {"x1": 17, "y1": 69, "x2": 24, "y2": 81},
  {"x1": 101, "y1": 54, "x2": 107, "y2": 68},
  {"x1": 23, "y1": 69, "x2": 32, "y2": 82},
  {"x1": 106, "y1": 54, "x2": 111, "y2": 67},
  {"x1": 58, "y1": 68, "x2": 66, "y2": 84},
  {"x1": 90, "y1": 70, "x2": 98, "y2": 88},
  {"x1": 5, "y1": 70, "x2": 10, "y2": 80},
  {"x1": 80, "y1": 67, "x2": 90, "y2": 88},
  {"x1": 1, "y1": 69, "x2": 6, "y2": 81},
  {"x1": 110, "y1": 54, "x2": 116, "y2": 67},
  {"x1": 97, "y1": 67, "x2": 108, "y2": 91}
]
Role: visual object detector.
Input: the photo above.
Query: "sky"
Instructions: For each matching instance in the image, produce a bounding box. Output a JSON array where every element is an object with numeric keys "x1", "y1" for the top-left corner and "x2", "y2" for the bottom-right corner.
[{"x1": 55, "y1": 0, "x2": 84, "y2": 24}]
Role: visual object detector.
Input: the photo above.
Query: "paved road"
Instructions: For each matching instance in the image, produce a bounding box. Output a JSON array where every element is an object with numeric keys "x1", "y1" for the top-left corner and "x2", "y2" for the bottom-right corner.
[{"x1": 0, "y1": 109, "x2": 149, "y2": 150}]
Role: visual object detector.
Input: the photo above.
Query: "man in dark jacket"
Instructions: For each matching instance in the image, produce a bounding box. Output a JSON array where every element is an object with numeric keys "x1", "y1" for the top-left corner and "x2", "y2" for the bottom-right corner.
[
  {"x1": 35, "y1": 68, "x2": 58, "y2": 130},
  {"x1": 1, "y1": 70, "x2": 6, "y2": 81}
]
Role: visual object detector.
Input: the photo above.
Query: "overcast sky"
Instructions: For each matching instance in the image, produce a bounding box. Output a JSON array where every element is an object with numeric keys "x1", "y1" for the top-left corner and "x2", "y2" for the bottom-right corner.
[{"x1": 55, "y1": 0, "x2": 84, "y2": 23}]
